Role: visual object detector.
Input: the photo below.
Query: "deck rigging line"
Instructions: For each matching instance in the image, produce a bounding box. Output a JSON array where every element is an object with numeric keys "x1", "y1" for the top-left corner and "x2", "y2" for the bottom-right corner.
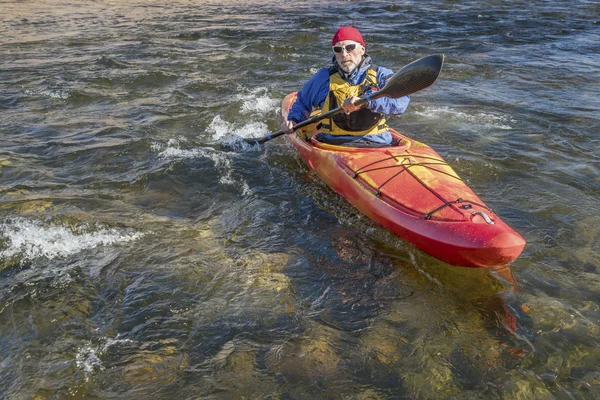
[
  {"x1": 350, "y1": 153, "x2": 491, "y2": 219},
  {"x1": 424, "y1": 198, "x2": 491, "y2": 220}
]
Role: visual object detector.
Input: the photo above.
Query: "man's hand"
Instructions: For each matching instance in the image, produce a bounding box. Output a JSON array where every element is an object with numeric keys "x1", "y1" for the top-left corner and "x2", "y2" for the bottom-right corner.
[
  {"x1": 281, "y1": 120, "x2": 296, "y2": 134},
  {"x1": 342, "y1": 96, "x2": 363, "y2": 114}
]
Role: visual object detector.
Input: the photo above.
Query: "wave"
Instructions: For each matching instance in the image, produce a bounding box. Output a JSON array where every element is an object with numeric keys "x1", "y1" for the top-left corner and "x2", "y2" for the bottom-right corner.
[
  {"x1": 207, "y1": 115, "x2": 270, "y2": 142},
  {"x1": 23, "y1": 88, "x2": 70, "y2": 99},
  {"x1": 76, "y1": 343, "x2": 105, "y2": 382},
  {"x1": 152, "y1": 137, "x2": 253, "y2": 196},
  {"x1": 236, "y1": 87, "x2": 279, "y2": 114},
  {"x1": 0, "y1": 218, "x2": 143, "y2": 263},
  {"x1": 413, "y1": 106, "x2": 516, "y2": 130}
]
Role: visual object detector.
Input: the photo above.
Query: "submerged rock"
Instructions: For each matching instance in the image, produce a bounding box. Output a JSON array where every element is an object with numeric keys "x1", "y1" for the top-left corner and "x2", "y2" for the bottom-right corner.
[
  {"x1": 403, "y1": 363, "x2": 459, "y2": 398},
  {"x1": 207, "y1": 340, "x2": 280, "y2": 398},
  {"x1": 501, "y1": 374, "x2": 553, "y2": 399},
  {"x1": 269, "y1": 324, "x2": 341, "y2": 377},
  {"x1": 361, "y1": 321, "x2": 408, "y2": 365},
  {"x1": 122, "y1": 344, "x2": 189, "y2": 385},
  {"x1": 0, "y1": 199, "x2": 55, "y2": 215}
]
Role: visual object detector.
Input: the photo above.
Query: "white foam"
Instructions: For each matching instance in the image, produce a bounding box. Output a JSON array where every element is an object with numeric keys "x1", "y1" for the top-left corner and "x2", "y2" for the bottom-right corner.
[
  {"x1": 155, "y1": 139, "x2": 221, "y2": 162},
  {"x1": 156, "y1": 146, "x2": 208, "y2": 160},
  {"x1": 154, "y1": 137, "x2": 216, "y2": 160},
  {"x1": 413, "y1": 106, "x2": 516, "y2": 130},
  {"x1": 207, "y1": 115, "x2": 270, "y2": 141},
  {"x1": 23, "y1": 88, "x2": 70, "y2": 99},
  {"x1": 237, "y1": 87, "x2": 279, "y2": 114},
  {"x1": 0, "y1": 218, "x2": 143, "y2": 262},
  {"x1": 206, "y1": 115, "x2": 232, "y2": 140},
  {"x1": 102, "y1": 337, "x2": 136, "y2": 352},
  {"x1": 75, "y1": 344, "x2": 105, "y2": 382}
]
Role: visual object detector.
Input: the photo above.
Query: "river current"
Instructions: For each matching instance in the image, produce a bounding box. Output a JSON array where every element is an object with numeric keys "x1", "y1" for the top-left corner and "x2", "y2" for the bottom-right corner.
[{"x1": 1, "y1": 0, "x2": 599, "y2": 398}]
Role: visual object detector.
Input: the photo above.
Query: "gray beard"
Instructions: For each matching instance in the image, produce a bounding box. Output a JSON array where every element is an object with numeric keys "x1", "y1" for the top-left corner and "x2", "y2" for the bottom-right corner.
[{"x1": 339, "y1": 62, "x2": 357, "y2": 74}]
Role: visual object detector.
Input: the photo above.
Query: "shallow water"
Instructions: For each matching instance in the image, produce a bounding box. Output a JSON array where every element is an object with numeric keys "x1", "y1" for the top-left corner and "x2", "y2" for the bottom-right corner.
[{"x1": 1, "y1": 0, "x2": 599, "y2": 398}]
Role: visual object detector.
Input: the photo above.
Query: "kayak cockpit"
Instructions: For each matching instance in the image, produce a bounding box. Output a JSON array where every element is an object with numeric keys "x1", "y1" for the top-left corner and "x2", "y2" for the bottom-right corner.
[{"x1": 309, "y1": 134, "x2": 412, "y2": 153}]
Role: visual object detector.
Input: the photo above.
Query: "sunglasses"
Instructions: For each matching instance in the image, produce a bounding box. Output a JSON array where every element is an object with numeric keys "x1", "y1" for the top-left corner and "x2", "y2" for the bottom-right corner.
[{"x1": 332, "y1": 43, "x2": 359, "y2": 54}]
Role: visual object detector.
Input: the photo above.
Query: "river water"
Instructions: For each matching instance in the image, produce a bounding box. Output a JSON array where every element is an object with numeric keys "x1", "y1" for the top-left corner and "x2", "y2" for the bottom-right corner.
[{"x1": 1, "y1": 0, "x2": 599, "y2": 398}]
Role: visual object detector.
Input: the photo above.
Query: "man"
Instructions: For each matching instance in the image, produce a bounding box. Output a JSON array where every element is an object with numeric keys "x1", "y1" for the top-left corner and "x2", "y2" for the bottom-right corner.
[{"x1": 281, "y1": 26, "x2": 410, "y2": 146}]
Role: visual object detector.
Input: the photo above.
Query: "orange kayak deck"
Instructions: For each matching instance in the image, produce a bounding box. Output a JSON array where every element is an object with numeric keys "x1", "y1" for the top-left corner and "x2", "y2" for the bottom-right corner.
[{"x1": 281, "y1": 92, "x2": 525, "y2": 267}]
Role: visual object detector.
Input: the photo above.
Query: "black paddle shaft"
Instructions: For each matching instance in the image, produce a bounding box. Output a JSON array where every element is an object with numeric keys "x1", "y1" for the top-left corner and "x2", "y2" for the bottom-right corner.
[{"x1": 243, "y1": 54, "x2": 444, "y2": 145}]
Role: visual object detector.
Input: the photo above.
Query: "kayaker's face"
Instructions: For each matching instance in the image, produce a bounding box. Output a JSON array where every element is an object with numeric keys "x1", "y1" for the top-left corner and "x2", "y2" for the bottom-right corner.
[{"x1": 333, "y1": 40, "x2": 365, "y2": 74}]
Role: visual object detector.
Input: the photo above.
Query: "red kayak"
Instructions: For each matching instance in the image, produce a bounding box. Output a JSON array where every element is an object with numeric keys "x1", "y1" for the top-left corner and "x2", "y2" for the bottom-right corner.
[{"x1": 281, "y1": 92, "x2": 525, "y2": 268}]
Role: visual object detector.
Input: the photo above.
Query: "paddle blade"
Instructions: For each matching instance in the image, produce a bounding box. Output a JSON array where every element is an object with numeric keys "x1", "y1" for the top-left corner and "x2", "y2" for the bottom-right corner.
[{"x1": 376, "y1": 54, "x2": 444, "y2": 100}]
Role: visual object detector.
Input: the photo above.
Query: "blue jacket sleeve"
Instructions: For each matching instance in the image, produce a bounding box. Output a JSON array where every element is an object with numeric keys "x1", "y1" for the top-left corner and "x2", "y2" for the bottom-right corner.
[
  {"x1": 366, "y1": 66, "x2": 410, "y2": 115},
  {"x1": 287, "y1": 68, "x2": 331, "y2": 123}
]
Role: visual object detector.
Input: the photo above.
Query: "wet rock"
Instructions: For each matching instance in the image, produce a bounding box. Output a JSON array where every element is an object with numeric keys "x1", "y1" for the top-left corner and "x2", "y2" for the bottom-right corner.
[
  {"x1": 402, "y1": 363, "x2": 459, "y2": 398},
  {"x1": 242, "y1": 251, "x2": 289, "y2": 274},
  {"x1": 581, "y1": 371, "x2": 600, "y2": 390},
  {"x1": 361, "y1": 322, "x2": 408, "y2": 365},
  {"x1": 539, "y1": 351, "x2": 563, "y2": 384},
  {"x1": 0, "y1": 200, "x2": 54, "y2": 213},
  {"x1": 375, "y1": 294, "x2": 509, "y2": 395},
  {"x1": 270, "y1": 324, "x2": 340, "y2": 377},
  {"x1": 331, "y1": 235, "x2": 369, "y2": 263},
  {"x1": 3, "y1": 188, "x2": 29, "y2": 196},
  {"x1": 355, "y1": 388, "x2": 387, "y2": 399},
  {"x1": 18, "y1": 200, "x2": 54, "y2": 213},
  {"x1": 209, "y1": 340, "x2": 279, "y2": 398},
  {"x1": 381, "y1": 297, "x2": 431, "y2": 328},
  {"x1": 240, "y1": 251, "x2": 295, "y2": 316},
  {"x1": 247, "y1": 271, "x2": 290, "y2": 294},
  {"x1": 501, "y1": 374, "x2": 553, "y2": 399},
  {"x1": 0, "y1": 158, "x2": 10, "y2": 175},
  {"x1": 522, "y1": 296, "x2": 579, "y2": 333},
  {"x1": 121, "y1": 343, "x2": 189, "y2": 385}
]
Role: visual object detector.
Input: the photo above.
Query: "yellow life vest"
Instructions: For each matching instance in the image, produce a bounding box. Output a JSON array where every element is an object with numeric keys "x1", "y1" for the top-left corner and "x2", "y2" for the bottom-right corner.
[{"x1": 320, "y1": 68, "x2": 388, "y2": 136}]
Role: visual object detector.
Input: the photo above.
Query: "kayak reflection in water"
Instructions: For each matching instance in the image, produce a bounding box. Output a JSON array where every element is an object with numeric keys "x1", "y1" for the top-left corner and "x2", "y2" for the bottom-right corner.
[{"x1": 280, "y1": 26, "x2": 410, "y2": 147}]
